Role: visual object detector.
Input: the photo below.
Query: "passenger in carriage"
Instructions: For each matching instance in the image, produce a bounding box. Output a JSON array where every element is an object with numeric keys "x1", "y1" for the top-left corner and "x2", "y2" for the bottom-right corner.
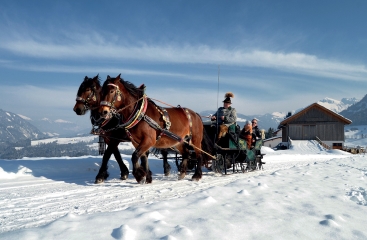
[
  {"x1": 252, "y1": 118, "x2": 261, "y2": 136},
  {"x1": 251, "y1": 118, "x2": 262, "y2": 149},
  {"x1": 239, "y1": 120, "x2": 253, "y2": 149},
  {"x1": 211, "y1": 92, "x2": 237, "y2": 127}
]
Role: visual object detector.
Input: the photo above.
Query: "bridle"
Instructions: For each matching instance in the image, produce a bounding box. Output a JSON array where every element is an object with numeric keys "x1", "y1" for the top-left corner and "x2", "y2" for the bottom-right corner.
[
  {"x1": 100, "y1": 83, "x2": 122, "y2": 110},
  {"x1": 75, "y1": 86, "x2": 98, "y2": 111}
]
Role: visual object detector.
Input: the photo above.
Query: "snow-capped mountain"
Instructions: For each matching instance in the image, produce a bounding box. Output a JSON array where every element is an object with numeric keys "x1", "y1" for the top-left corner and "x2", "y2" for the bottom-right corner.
[
  {"x1": 0, "y1": 109, "x2": 47, "y2": 144},
  {"x1": 201, "y1": 97, "x2": 359, "y2": 130},
  {"x1": 200, "y1": 110, "x2": 287, "y2": 130},
  {"x1": 317, "y1": 97, "x2": 359, "y2": 113},
  {"x1": 339, "y1": 94, "x2": 367, "y2": 126},
  {"x1": 17, "y1": 116, "x2": 91, "y2": 137}
]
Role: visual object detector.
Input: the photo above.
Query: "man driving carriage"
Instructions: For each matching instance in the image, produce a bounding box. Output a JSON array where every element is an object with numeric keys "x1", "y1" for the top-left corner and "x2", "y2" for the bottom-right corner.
[
  {"x1": 209, "y1": 93, "x2": 266, "y2": 173},
  {"x1": 211, "y1": 92, "x2": 237, "y2": 127},
  {"x1": 211, "y1": 92, "x2": 238, "y2": 148}
]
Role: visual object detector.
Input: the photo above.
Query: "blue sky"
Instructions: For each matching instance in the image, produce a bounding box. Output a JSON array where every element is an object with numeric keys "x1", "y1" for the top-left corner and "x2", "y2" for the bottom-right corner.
[{"x1": 1, "y1": 0, "x2": 367, "y2": 126}]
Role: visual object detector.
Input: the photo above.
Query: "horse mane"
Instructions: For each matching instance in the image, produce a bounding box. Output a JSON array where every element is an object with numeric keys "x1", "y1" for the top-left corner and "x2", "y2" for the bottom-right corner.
[
  {"x1": 77, "y1": 75, "x2": 101, "y2": 96},
  {"x1": 103, "y1": 76, "x2": 144, "y2": 98}
]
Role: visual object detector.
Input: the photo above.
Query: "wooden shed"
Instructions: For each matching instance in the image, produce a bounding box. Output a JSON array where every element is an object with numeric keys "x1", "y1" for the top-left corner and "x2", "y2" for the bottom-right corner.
[{"x1": 278, "y1": 103, "x2": 352, "y2": 149}]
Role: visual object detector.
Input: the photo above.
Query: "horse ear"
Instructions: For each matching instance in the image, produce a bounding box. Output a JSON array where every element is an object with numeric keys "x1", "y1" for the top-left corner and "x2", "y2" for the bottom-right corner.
[
  {"x1": 117, "y1": 73, "x2": 121, "y2": 80},
  {"x1": 107, "y1": 75, "x2": 110, "y2": 79},
  {"x1": 84, "y1": 76, "x2": 88, "y2": 81}
]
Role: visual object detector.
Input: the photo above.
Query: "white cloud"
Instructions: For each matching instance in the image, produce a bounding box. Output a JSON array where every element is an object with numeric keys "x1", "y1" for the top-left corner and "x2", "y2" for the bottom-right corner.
[
  {"x1": 0, "y1": 85, "x2": 77, "y2": 109},
  {"x1": 1, "y1": 33, "x2": 367, "y2": 82}
]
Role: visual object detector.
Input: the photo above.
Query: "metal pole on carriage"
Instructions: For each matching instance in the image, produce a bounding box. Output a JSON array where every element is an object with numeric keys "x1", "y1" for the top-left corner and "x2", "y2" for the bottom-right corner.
[{"x1": 216, "y1": 65, "x2": 220, "y2": 136}]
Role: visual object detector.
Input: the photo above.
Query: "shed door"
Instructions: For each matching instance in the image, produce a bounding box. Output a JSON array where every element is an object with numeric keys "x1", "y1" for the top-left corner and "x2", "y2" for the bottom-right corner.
[{"x1": 303, "y1": 125, "x2": 316, "y2": 140}]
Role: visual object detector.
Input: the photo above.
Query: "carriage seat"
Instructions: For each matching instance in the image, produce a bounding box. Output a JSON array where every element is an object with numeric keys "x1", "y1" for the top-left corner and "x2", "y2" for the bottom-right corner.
[{"x1": 216, "y1": 123, "x2": 240, "y2": 149}]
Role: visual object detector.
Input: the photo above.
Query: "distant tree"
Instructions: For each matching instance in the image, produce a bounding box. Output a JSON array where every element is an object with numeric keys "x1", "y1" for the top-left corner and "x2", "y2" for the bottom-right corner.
[{"x1": 265, "y1": 127, "x2": 276, "y2": 139}]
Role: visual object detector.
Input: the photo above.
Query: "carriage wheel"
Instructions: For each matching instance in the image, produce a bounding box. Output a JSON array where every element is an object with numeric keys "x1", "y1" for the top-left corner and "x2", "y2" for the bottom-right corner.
[
  {"x1": 256, "y1": 156, "x2": 264, "y2": 170},
  {"x1": 212, "y1": 154, "x2": 225, "y2": 174}
]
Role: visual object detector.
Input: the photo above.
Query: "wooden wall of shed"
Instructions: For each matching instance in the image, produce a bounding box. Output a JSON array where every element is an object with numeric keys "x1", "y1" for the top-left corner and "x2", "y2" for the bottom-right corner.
[
  {"x1": 281, "y1": 107, "x2": 346, "y2": 141},
  {"x1": 292, "y1": 107, "x2": 339, "y2": 123}
]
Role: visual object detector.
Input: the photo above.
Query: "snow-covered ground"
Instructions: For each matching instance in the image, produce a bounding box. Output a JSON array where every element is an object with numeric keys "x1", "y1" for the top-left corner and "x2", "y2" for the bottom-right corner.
[
  {"x1": 1, "y1": 140, "x2": 367, "y2": 239},
  {"x1": 31, "y1": 136, "x2": 97, "y2": 146}
]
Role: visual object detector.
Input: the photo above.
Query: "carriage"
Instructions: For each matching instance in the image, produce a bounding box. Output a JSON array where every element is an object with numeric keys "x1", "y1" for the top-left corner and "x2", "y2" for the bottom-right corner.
[
  {"x1": 166, "y1": 121, "x2": 266, "y2": 175},
  {"x1": 202, "y1": 121, "x2": 266, "y2": 174}
]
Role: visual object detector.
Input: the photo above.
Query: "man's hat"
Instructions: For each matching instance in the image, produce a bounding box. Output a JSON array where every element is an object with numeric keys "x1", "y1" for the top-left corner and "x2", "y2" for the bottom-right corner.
[{"x1": 223, "y1": 92, "x2": 234, "y2": 103}]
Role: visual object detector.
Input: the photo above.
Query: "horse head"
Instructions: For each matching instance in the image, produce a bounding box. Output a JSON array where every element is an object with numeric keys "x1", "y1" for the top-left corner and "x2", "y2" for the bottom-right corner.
[
  {"x1": 100, "y1": 74, "x2": 143, "y2": 119},
  {"x1": 73, "y1": 74, "x2": 101, "y2": 115},
  {"x1": 99, "y1": 74, "x2": 124, "y2": 119}
]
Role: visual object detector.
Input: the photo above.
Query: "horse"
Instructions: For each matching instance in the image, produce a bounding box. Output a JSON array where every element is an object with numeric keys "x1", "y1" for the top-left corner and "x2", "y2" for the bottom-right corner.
[
  {"x1": 73, "y1": 75, "x2": 131, "y2": 183},
  {"x1": 99, "y1": 74, "x2": 212, "y2": 183},
  {"x1": 73, "y1": 75, "x2": 172, "y2": 183}
]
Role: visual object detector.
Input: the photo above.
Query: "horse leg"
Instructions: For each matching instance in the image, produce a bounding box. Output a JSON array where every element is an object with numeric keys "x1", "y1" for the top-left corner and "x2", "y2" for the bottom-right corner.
[
  {"x1": 161, "y1": 149, "x2": 171, "y2": 176},
  {"x1": 112, "y1": 146, "x2": 129, "y2": 180},
  {"x1": 178, "y1": 151, "x2": 189, "y2": 180},
  {"x1": 132, "y1": 147, "x2": 150, "y2": 184},
  {"x1": 95, "y1": 144, "x2": 113, "y2": 184},
  {"x1": 140, "y1": 151, "x2": 153, "y2": 183},
  {"x1": 192, "y1": 152, "x2": 203, "y2": 181}
]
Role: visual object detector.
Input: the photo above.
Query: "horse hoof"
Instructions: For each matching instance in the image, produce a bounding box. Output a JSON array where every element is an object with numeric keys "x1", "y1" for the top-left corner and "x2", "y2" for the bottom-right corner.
[
  {"x1": 95, "y1": 178, "x2": 104, "y2": 184},
  {"x1": 120, "y1": 174, "x2": 128, "y2": 180},
  {"x1": 164, "y1": 172, "x2": 170, "y2": 177},
  {"x1": 138, "y1": 177, "x2": 146, "y2": 184},
  {"x1": 192, "y1": 174, "x2": 202, "y2": 182},
  {"x1": 178, "y1": 173, "x2": 185, "y2": 180}
]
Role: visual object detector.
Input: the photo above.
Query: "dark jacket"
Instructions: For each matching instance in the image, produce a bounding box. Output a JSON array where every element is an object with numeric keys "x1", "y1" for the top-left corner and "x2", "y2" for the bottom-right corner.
[{"x1": 253, "y1": 126, "x2": 261, "y2": 139}]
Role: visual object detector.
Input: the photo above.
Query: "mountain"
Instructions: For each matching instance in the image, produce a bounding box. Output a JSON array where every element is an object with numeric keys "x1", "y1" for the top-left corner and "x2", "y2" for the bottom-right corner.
[
  {"x1": 17, "y1": 116, "x2": 91, "y2": 137},
  {"x1": 200, "y1": 110, "x2": 286, "y2": 130},
  {"x1": 0, "y1": 109, "x2": 47, "y2": 144},
  {"x1": 201, "y1": 97, "x2": 359, "y2": 130},
  {"x1": 339, "y1": 94, "x2": 367, "y2": 125},
  {"x1": 317, "y1": 97, "x2": 359, "y2": 113}
]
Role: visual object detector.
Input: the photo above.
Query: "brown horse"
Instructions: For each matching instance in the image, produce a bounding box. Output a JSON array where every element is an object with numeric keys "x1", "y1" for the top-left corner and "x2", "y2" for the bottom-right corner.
[
  {"x1": 73, "y1": 75, "x2": 130, "y2": 183},
  {"x1": 73, "y1": 75, "x2": 172, "y2": 183},
  {"x1": 99, "y1": 74, "x2": 209, "y2": 183}
]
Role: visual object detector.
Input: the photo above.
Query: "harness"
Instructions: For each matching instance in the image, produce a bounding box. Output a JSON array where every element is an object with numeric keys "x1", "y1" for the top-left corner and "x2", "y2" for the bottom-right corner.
[{"x1": 99, "y1": 83, "x2": 193, "y2": 145}]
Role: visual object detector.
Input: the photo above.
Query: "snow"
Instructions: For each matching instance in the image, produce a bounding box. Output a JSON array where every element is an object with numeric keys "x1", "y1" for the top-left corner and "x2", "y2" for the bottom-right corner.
[
  {"x1": 1, "y1": 141, "x2": 367, "y2": 239},
  {"x1": 17, "y1": 114, "x2": 32, "y2": 121},
  {"x1": 54, "y1": 119, "x2": 72, "y2": 123},
  {"x1": 31, "y1": 136, "x2": 98, "y2": 146},
  {"x1": 344, "y1": 125, "x2": 367, "y2": 148}
]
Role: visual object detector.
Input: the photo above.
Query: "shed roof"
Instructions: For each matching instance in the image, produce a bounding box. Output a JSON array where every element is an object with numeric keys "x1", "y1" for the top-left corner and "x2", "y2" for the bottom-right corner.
[{"x1": 279, "y1": 102, "x2": 352, "y2": 126}]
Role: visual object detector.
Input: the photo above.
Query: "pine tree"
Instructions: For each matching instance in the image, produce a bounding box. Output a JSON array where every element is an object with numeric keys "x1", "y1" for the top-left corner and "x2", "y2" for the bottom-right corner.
[{"x1": 265, "y1": 127, "x2": 275, "y2": 139}]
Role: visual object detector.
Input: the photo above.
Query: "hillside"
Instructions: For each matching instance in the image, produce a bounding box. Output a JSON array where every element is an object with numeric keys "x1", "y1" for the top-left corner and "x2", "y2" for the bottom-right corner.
[
  {"x1": 0, "y1": 109, "x2": 46, "y2": 145},
  {"x1": 340, "y1": 94, "x2": 367, "y2": 125}
]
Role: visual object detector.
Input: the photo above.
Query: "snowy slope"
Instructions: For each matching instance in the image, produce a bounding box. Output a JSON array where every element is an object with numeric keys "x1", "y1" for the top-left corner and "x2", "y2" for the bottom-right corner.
[{"x1": 2, "y1": 141, "x2": 366, "y2": 240}]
